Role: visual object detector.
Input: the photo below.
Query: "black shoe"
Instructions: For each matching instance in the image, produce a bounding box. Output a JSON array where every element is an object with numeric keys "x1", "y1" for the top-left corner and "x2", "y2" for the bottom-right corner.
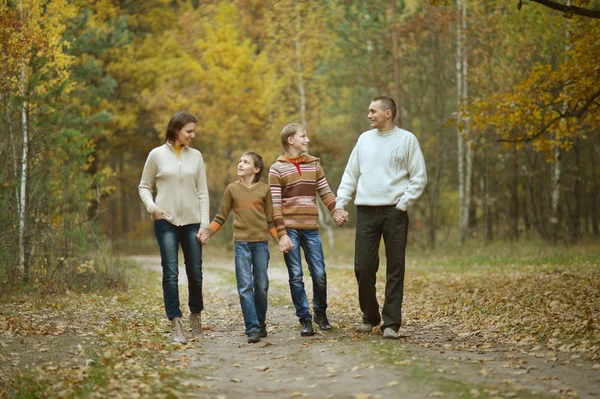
[
  {"x1": 314, "y1": 312, "x2": 332, "y2": 331},
  {"x1": 300, "y1": 319, "x2": 315, "y2": 337},
  {"x1": 248, "y1": 332, "x2": 261, "y2": 343},
  {"x1": 259, "y1": 323, "x2": 267, "y2": 338}
]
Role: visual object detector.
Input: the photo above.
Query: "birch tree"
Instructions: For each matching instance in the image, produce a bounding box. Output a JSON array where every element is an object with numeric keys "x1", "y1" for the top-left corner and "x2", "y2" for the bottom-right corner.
[{"x1": 456, "y1": 0, "x2": 472, "y2": 244}]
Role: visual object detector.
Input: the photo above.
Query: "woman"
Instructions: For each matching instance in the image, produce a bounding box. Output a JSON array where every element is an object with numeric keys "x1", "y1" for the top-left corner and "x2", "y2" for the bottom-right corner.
[{"x1": 139, "y1": 111, "x2": 211, "y2": 343}]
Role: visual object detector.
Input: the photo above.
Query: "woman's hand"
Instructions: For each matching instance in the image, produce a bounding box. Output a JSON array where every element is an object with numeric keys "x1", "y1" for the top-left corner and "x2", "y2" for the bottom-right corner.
[
  {"x1": 152, "y1": 208, "x2": 171, "y2": 221},
  {"x1": 197, "y1": 227, "x2": 211, "y2": 245}
]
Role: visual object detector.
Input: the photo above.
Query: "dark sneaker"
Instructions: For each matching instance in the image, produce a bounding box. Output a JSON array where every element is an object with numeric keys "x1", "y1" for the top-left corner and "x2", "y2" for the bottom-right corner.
[
  {"x1": 314, "y1": 312, "x2": 332, "y2": 331},
  {"x1": 247, "y1": 331, "x2": 261, "y2": 344},
  {"x1": 259, "y1": 323, "x2": 267, "y2": 338},
  {"x1": 300, "y1": 319, "x2": 315, "y2": 337}
]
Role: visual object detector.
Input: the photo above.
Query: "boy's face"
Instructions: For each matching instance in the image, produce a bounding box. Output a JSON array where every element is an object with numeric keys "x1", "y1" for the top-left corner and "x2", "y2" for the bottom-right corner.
[
  {"x1": 238, "y1": 155, "x2": 259, "y2": 178},
  {"x1": 288, "y1": 129, "x2": 310, "y2": 154}
]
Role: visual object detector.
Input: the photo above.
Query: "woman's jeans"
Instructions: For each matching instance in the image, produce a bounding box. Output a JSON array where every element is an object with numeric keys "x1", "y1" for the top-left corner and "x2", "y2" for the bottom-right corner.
[
  {"x1": 283, "y1": 228, "x2": 328, "y2": 321},
  {"x1": 234, "y1": 241, "x2": 270, "y2": 336},
  {"x1": 154, "y1": 220, "x2": 204, "y2": 320}
]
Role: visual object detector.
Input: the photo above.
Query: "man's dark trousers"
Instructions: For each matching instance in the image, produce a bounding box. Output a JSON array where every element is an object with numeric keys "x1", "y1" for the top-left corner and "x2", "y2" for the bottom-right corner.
[{"x1": 355, "y1": 205, "x2": 409, "y2": 332}]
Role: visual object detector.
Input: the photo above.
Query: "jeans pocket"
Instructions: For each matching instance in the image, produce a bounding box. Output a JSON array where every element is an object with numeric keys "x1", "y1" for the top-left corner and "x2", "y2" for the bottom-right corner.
[{"x1": 154, "y1": 218, "x2": 171, "y2": 232}]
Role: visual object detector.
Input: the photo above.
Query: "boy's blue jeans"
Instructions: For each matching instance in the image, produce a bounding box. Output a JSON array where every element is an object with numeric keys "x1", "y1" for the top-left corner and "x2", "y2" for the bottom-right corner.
[
  {"x1": 234, "y1": 241, "x2": 270, "y2": 335},
  {"x1": 154, "y1": 220, "x2": 204, "y2": 320},
  {"x1": 283, "y1": 228, "x2": 328, "y2": 321}
]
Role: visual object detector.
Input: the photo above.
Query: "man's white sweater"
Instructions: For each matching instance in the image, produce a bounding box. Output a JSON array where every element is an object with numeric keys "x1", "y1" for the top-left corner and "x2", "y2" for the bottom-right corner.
[
  {"x1": 139, "y1": 142, "x2": 210, "y2": 228},
  {"x1": 336, "y1": 126, "x2": 427, "y2": 212}
]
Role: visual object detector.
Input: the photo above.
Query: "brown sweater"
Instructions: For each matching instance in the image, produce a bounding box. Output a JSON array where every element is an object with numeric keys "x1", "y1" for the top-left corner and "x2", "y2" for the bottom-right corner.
[
  {"x1": 268, "y1": 155, "x2": 336, "y2": 238},
  {"x1": 209, "y1": 181, "x2": 278, "y2": 242}
]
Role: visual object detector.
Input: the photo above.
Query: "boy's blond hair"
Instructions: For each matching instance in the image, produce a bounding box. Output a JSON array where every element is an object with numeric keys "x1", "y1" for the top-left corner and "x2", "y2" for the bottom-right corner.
[{"x1": 280, "y1": 123, "x2": 305, "y2": 152}]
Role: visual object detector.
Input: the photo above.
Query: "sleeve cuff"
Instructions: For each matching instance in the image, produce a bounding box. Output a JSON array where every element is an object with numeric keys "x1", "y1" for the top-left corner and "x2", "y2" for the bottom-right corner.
[{"x1": 395, "y1": 200, "x2": 407, "y2": 212}]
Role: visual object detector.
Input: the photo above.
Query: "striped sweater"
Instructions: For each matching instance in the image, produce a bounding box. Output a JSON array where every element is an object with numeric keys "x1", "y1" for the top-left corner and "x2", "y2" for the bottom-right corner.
[{"x1": 268, "y1": 155, "x2": 336, "y2": 237}]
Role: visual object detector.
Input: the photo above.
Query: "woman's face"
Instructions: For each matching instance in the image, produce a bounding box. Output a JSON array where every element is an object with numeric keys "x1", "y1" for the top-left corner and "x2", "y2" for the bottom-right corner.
[{"x1": 174, "y1": 122, "x2": 196, "y2": 146}]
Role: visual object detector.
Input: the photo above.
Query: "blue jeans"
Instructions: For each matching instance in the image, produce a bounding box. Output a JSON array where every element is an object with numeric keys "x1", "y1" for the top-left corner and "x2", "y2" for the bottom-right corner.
[
  {"x1": 154, "y1": 220, "x2": 204, "y2": 320},
  {"x1": 234, "y1": 241, "x2": 270, "y2": 336},
  {"x1": 283, "y1": 228, "x2": 327, "y2": 321}
]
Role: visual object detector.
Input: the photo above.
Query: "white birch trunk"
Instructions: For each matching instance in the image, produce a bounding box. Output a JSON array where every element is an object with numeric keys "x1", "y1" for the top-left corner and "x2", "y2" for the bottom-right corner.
[
  {"x1": 456, "y1": 0, "x2": 466, "y2": 244},
  {"x1": 18, "y1": 0, "x2": 28, "y2": 279},
  {"x1": 550, "y1": 0, "x2": 571, "y2": 242}
]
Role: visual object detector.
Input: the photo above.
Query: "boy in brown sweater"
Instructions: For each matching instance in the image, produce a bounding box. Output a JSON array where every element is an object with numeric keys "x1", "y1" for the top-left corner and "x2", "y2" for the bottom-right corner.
[
  {"x1": 269, "y1": 123, "x2": 347, "y2": 336},
  {"x1": 207, "y1": 152, "x2": 278, "y2": 343}
]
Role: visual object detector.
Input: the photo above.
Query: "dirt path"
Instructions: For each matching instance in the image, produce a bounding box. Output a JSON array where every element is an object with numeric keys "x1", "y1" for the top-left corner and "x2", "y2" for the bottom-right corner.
[{"x1": 133, "y1": 255, "x2": 600, "y2": 399}]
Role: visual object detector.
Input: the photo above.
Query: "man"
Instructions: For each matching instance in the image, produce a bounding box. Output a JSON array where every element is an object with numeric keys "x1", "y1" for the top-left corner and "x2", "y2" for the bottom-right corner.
[{"x1": 335, "y1": 97, "x2": 427, "y2": 339}]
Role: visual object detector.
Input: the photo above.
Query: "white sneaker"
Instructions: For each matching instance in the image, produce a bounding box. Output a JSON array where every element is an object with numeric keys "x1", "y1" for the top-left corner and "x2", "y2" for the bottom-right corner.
[
  {"x1": 171, "y1": 317, "x2": 187, "y2": 343},
  {"x1": 383, "y1": 327, "x2": 398, "y2": 340},
  {"x1": 356, "y1": 323, "x2": 375, "y2": 333},
  {"x1": 190, "y1": 313, "x2": 202, "y2": 339}
]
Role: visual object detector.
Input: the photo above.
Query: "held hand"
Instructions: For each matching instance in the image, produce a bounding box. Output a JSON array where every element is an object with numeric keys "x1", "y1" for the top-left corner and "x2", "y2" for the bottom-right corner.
[
  {"x1": 152, "y1": 208, "x2": 171, "y2": 221},
  {"x1": 197, "y1": 227, "x2": 211, "y2": 245},
  {"x1": 333, "y1": 208, "x2": 349, "y2": 227},
  {"x1": 278, "y1": 235, "x2": 294, "y2": 254}
]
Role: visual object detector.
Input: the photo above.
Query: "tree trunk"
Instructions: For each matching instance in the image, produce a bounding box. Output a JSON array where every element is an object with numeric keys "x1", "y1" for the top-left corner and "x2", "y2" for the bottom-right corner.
[
  {"x1": 509, "y1": 144, "x2": 519, "y2": 240},
  {"x1": 570, "y1": 137, "x2": 581, "y2": 242},
  {"x1": 456, "y1": 0, "x2": 465, "y2": 244},
  {"x1": 391, "y1": 0, "x2": 402, "y2": 122},
  {"x1": 295, "y1": 2, "x2": 333, "y2": 249},
  {"x1": 550, "y1": 0, "x2": 571, "y2": 244},
  {"x1": 456, "y1": 0, "x2": 471, "y2": 244},
  {"x1": 120, "y1": 156, "x2": 130, "y2": 235},
  {"x1": 481, "y1": 146, "x2": 493, "y2": 242},
  {"x1": 524, "y1": 152, "x2": 546, "y2": 239},
  {"x1": 18, "y1": 0, "x2": 29, "y2": 282},
  {"x1": 591, "y1": 141, "x2": 599, "y2": 235}
]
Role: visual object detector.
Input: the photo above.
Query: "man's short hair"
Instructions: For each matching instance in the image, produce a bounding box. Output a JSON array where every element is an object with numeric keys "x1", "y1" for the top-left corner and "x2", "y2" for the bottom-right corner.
[{"x1": 372, "y1": 96, "x2": 397, "y2": 121}]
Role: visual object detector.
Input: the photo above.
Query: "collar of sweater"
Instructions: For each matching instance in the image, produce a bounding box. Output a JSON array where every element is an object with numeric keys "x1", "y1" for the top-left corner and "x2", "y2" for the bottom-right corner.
[
  {"x1": 165, "y1": 141, "x2": 187, "y2": 151},
  {"x1": 277, "y1": 154, "x2": 318, "y2": 164},
  {"x1": 376, "y1": 126, "x2": 398, "y2": 136}
]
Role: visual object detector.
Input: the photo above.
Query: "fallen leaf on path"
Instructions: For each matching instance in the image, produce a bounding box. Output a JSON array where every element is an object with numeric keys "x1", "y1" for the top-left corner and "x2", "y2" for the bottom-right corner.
[{"x1": 289, "y1": 392, "x2": 308, "y2": 397}]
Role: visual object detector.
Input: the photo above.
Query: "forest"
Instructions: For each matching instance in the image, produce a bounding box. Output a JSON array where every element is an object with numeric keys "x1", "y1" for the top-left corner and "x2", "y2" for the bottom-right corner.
[
  {"x1": 1, "y1": 1, "x2": 600, "y2": 398},
  {"x1": 1, "y1": 0, "x2": 599, "y2": 282}
]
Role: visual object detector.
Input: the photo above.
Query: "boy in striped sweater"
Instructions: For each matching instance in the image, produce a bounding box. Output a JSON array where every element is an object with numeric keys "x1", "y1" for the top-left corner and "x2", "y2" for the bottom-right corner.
[{"x1": 269, "y1": 123, "x2": 348, "y2": 336}]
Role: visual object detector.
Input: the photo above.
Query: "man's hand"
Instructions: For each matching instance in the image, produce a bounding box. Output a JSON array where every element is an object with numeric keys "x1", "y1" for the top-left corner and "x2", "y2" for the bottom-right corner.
[
  {"x1": 333, "y1": 208, "x2": 349, "y2": 227},
  {"x1": 197, "y1": 227, "x2": 211, "y2": 245},
  {"x1": 278, "y1": 234, "x2": 295, "y2": 253}
]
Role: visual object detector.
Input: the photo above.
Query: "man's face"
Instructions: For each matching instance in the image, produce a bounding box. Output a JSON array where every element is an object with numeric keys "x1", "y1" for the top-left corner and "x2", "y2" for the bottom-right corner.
[{"x1": 367, "y1": 101, "x2": 389, "y2": 130}]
